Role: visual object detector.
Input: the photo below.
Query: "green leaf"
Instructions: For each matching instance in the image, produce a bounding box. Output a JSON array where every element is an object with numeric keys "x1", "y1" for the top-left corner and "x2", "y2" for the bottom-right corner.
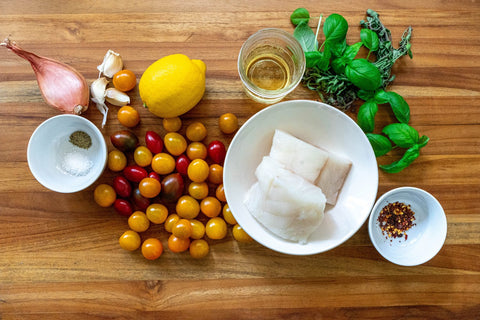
[
  {"x1": 360, "y1": 28, "x2": 380, "y2": 51},
  {"x1": 331, "y1": 57, "x2": 346, "y2": 74},
  {"x1": 358, "y1": 89, "x2": 375, "y2": 101},
  {"x1": 386, "y1": 91, "x2": 410, "y2": 124},
  {"x1": 327, "y1": 38, "x2": 347, "y2": 57},
  {"x1": 345, "y1": 59, "x2": 382, "y2": 91},
  {"x1": 382, "y1": 123, "x2": 419, "y2": 148},
  {"x1": 305, "y1": 51, "x2": 322, "y2": 68},
  {"x1": 323, "y1": 13, "x2": 348, "y2": 43},
  {"x1": 293, "y1": 21, "x2": 317, "y2": 52},
  {"x1": 374, "y1": 89, "x2": 390, "y2": 104},
  {"x1": 343, "y1": 42, "x2": 363, "y2": 60},
  {"x1": 380, "y1": 144, "x2": 420, "y2": 173},
  {"x1": 366, "y1": 133, "x2": 392, "y2": 157},
  {"x1": 291, "y1": 8, "x2": 310, "y2": 26},
  {"x1": 357, "y1": 100, "x2": 378, "y2": 133},
  {"x1": 418, "y1": 135, "x2": 430, "y2": 148}
]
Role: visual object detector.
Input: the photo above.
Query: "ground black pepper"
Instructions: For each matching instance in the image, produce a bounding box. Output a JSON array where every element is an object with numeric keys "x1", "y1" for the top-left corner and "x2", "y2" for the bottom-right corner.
[
  {"x1": 69, "y1": 130, "x2": 92, "y2": 149},
  {"x1": 377, "y1": 201, "x2": 416, "y2": 240}
]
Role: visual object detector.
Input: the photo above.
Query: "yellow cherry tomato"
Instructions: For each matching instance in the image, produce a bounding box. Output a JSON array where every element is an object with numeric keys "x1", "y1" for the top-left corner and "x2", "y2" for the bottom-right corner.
[
  {"x1": 218, "y1": 112, "x2": 239, "y2": 134},
  {"x1": 172, "y1": 218, "x2": 193, "y2": 239},
  {"x1": 146, "y1": 203, "x2": 168, "y2": 224},
  {"x1": 168, "y1": 234, "x2": 190, "y2": 253},
  {"x1": 164, "y1": 132, "x2": 187, "y2": 156},
  {"x1": 164, "y1": 213, "x2": 180, "y2": 233},
  {"x1": 119, "y1": 230, "x2": 141, "y2": 251},
  {"x1": 215, "y1": 184, "x2": 226, "y2": 202},
  {"x1": 190, "y1": 219, "x2": 206, "y2": 240},
  {"x1": 138, "y1": 177, "x2": 161, "y2": 198},
  {"x1": 94, "y1": 184, "x2": 116, "y2": 207},
  {"x1": 205, "y1": 217, "x2": 227, "y2": 240},
  {"x1": 188, "y1": 182, "x2": 209, "y2": 200},
  {"x1": 222, "y1": 204, "x2": 237, "y2": 225},
  {"x1": 187, "y1": 159, "x2": 209, "y2": 182},
  {"x1": 151, "y1": 153, "x2": 176, "y2": 175},
  {"x1": 186, "y1": 121, "x2": 207, "y2": 142},
  {"x1": 208, "y1": 164, "x2": 223, "y2": 184},
  {"x1": 117, "y1": 105, "x2": 140, "y2": 128},
  {"x1": 176, "y1": 195, "x2": 200, "y2": 219},
  {"x1": 108, "y1": 150, "x2": 127, "y2": 172},
  {"x1": 186, "y1": 142, "x2": 207, "y2": 160},
  {"x1": 232, "y1": 224, "x2": 254, "y2": 243},
  {"x1": 133, "y1": 146, "x2": 153, "y2": 167},
  {"x1": 128, "y1": 211, "x2": 150, "y2": 232},
  {"x1": 113, "y1": 69, "x2": 137, "y2": 92},
  {"x1": 189, "y1": 239, "x2": 209, "y2": 259},
  {"x1": 163, "y1": 117, "x2": 182, "y2": 132},
  {"x1": 141, "y1": 238, "x2": 163, "y2": 260},
  {"x1": 200, "y1": 196, "x2": 222, "y2": 218}
]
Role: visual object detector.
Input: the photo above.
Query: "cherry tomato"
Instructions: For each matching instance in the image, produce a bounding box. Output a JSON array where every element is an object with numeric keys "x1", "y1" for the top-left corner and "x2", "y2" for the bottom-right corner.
[
  {"x1": 168, "y1": 234, "x2": 190, "y2": 253},
  {"x1": 208, "y1": 164, "x2": 223, "y2": 184},
  {"x1": 188, "y1": 182, "x2": 209, "y2": 200},
  {"x1": 172, "y1": 218, "x2": 193, "y2": 239},
  {"x1": 175, "y1": 154, "x2": 190, "y2": 175},
  {"x1": 123, "y1": 165, "x2": 148, "y2": 183},
  {"x1": 114, "y1": 198, "x2": 133, "y2": 216},
  {"x1": 161, "y1": 173, "x2": 184, "y2": 202},
  {"x1": 112, "y1": 176, "x2": 132, "y2": 198},
  {"x1": 218, "y1": 113, "x2": 239, "y2": 134},
  {"x1": 200, "y1": 196, "x2": 221, "y2": 218},
  {"x1": 117, "y1": 106, "x2": 140, "y2": 128},
  {"x1": 186, "y1": 122, "x2": 207, "y2": 141},
  {"x1": 190, "y1": 219, "x2": 206, "y2": 240},
  {"x1": 139, "y1": 177, "x2": 161, "y2": 198},
  {"x1": 128, "y1": 211, "x2": 150, "y2": 233},
  {"x1": 222, "y1": 204, "x2": 237, "y2": 225},
  {"x1": 94, "y1": 184, "x2": 116, "y2": 207},
  {"x1": 232, "y1": 224, "x2": 253, "y2": 243},
  {"x1": 141, "y1": 238, "x2": 163, "y2": 260},
  {"x1": 151, "y1": 153, "x2": 176, "y2": 175},
  {"x1": 145, "y1": 131, "x2": 163, "y2": 154},
  {"x1": 163, "y1": 117, "x2": 182, "y2": 132},
  {"x1": 133, "y1": 146, "x2": 153, "y2": 167},
  {"x1": 113, "y1": 69, "x2": 136, "y2": 92},
  {"x1": 164, "y1": 214, "x2": 180, "y2": 233},
  {"x1": 207, "y1": 140, "x2": 226, "y2": 164},
  {"x1": 146, "y1": 203, "x2": 168, "y2": 224},
  {"x1": 186, "y1": 142, "x2": 207, "y2": 160},
  {"x1": 107, "y1": 150, "x2": 127, "y2": 172},
  {"x1": 176, "y1": 195, "x2": 200, "y2": 219},
  {"x1": 205, "y1": 217, "x2": 227, "y2": 240},
  {"x1": 148, "y1": 172, "x2": 161, "y2": 181},
  {"x1": 189, "y1": 239, "x2": 209, "y2": 259},
  {"x1": 119, "y1": 230, "x2": 141, "y2": 251},
  {"x1": 132, "y1": 187, "x2": 151, "y2": 211},
  {"x1": 110, "y1": 130, "x2": 139, "y2": 153},
  {"x1": 215, "y1": 184, "x2": 226, "y2": 202},
  {"x1": 164, "y1": 132, "x2": 187, "y2": 156},
  {"x1": 187, "y1": 159, "x2": 210, "y2": 183}
]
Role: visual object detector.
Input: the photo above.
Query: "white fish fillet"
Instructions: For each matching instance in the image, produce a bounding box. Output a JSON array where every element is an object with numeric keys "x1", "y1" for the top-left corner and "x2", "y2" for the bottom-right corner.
[{"x1": 315, "y1": 151, "x2": 352, "y2": 205}]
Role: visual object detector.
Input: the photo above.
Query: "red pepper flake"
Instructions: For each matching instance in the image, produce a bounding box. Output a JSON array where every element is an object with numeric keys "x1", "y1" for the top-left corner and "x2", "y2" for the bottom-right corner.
[{"x1": 377, "y1": 201, "x2": 416, "y2": 240}]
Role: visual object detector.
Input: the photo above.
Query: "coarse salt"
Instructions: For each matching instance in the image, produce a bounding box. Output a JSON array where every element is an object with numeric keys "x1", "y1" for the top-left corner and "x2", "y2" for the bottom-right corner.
[{"x1": 60, "y1": 150, "x2": 93, "y2": 176}]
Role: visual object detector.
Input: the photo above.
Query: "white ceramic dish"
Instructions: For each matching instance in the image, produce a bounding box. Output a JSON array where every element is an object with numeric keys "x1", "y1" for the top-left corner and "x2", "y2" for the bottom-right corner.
[
  {"x1": 368, "y1": 187, "x2": 447, "y2": 266},
  {"x1": 223, "y1": 100, "x2": 378, "y2": 255},
  {"x1": 27, "y1": 114, "x2": 107, "y2": 193}
]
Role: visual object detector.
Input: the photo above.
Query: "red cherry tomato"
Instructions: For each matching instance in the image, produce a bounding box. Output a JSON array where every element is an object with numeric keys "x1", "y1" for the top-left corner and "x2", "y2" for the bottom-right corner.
[
  {"x1": 207, "y1": 140, "x2": 226, "y2": 164},
  {"x1": 161, "y1": 173, "x2": 185, "y2": 202},
  {"x1": 113, "y1": 198, "x2": 133, "y2": 216},
  {"x1": 175, "y1": 154, "x2": 190, "y2": 175},
  {"x1": 148, "y1": 172, "x2": 161, "y2": 181},
  {"x1": 145, "y1": 131, "x2": 163, "y2": 154},
  {"x1": 132, "y1": 188, "x2": 151, "y2": 211},
  {"x1": 123, "y1": 165, "x2": 148, "y2": 183},
  {"x1": 112, "y1": 176, "x2": 132, "y2": 198}
]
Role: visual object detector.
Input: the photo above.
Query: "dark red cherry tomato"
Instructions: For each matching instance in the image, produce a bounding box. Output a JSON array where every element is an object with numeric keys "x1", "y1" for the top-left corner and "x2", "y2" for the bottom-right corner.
[
  {"x1": 132, "y1": 187, "x2": 151, "y2": 211},
  {"x1": 112, "y1": 176, "x2": 132, "y2": 198},
  {"x1": 175, "y1": 154, "x2": 190, "y2": 175},
  {"x1": 148, "y1": 171, "x2": 161, "y2": 181},
  {"x1": 145, "y1": 131, "x2": 163, "y2": 154},
  {"x1": 161, "y1": 173, "x2": 185, "y2": 202},
  {"x1": 110, "y1": 130, "x2": 139, "y2": 152},
  {"x1": 207, "y1": 140, "x2": 226, "y2": 164},
  {"x1": 123, "y1": 165, "x2": 148, "y2": 183},
  {"x1": 113, "y1": 198, "x2": 133, "y2": 216}
]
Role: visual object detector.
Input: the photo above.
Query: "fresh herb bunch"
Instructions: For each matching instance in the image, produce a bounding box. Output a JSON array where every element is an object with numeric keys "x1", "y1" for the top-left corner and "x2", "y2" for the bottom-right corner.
[{"x1": 290, "y1": 8, "x2": 428, "y2": 173}]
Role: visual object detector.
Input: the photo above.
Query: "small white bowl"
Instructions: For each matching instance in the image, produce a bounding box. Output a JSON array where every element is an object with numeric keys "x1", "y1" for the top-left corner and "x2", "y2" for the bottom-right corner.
[
  {"x1": 368, "y1": 187, "x2": 447, "y2": 266},
  {"x1": 27, "y1": 114, "x2": 107, "y2": 193}
]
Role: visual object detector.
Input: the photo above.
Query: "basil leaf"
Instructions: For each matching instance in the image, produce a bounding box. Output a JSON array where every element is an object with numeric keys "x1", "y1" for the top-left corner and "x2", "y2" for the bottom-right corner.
[
  {"x1": 360, "y1": 28, "x2": 380, "y2": 51},
  {"x1": 291, "y1": 8, "x2": 310, "y2": 26},
  {"x1": 374, "y1": 89, "x2": 390, "y2": 104},
  {"x1": 323, "y1": 13, "x2": 348, "y2": 43},
  {"x1": 418, "y1": 135, "x2": 430, "y2": 148},
  {"x1": 331, "y1": 57, "x2": 346, "y2": 74},
  {"x1": 380, "y1": 144, "x2": 420, "y2": 173},
  {"x1": 317, "y1": 48, "x2": 331, "y2": 71},
  {"x1": 345, "y1": 59, "x2": 382, "y2": 91},
  {"x1": 293, "y1": 21, "x2": 317, "y2": 52},
  {"x1": 327, "y1": 37, "x2": 347, "y2": 57},
  {"x1": 343, "y1": 42, "x2": 363, "y2": 61},
  {"x1": 366, "y1": 133, "x2": 392, "y2": 157},
  {"x1": 305, "y1": 51, "x2": 322, "y2": 68},
  {"x1": 387, "y1": 91, "x2": 410, "y2": 124},
  {"x1": 357, "y1": 100, "x2": 378, "y2": 133},
  {"x1": 358, "y1": 89, "x2": 375, "y2": 101},
  {"x1": 382, "y1": 123, "x2": 419, "y2": 148}
]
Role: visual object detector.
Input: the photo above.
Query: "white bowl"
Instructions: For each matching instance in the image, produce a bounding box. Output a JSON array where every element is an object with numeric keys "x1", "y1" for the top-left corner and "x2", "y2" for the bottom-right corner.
[
  {"x1": 368, "y1": 187, "x2": 447, "y2": 266},
  {"x1": 223, "y1": 100, "x2": 378, "y2": 255},
  {"x1": 27, "y1": 114, "x2": 107, "y2": 193}
]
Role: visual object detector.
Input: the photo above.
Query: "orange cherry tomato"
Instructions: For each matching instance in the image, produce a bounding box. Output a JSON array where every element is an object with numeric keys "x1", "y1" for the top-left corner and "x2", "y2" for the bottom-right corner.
[
  {"x1": 232, "y1": 224, "x2": 253, "y2": 243},
  {"x1": 138, "y1": 177, "x2": 161, "y2": 198},
  {"x1": 208, "y1": 164, "x2": 223, "y2": 184},
  {"x1": 176, "y1": 195, "x2": 200, "y2": 219},
  {"x1": 141, "y1": 238, "x2": 163, "y2": 260},
  {"x1": 172, "y1": 218, "x2": 193, "y2": 239},
  {"x1": 164, "y1": 213, "x2": 180, "y2": 233},
  {"x1": 189, "y1": 239, "x2": 209, "y2": 259},
  {"x1": 205, "y1": 217, "x2": 227, "y2": 240},
  {"x1": 94, "y1": 184, "x2": 116, "y2": 207},
  {"x1": 186, "y1": 122, "x2": 207, "y2": 141},
  {"x1": 117, "y1": 106, "x2": 140, "y2": 128},
  {"x1": 163, "y1": 117, "x2": 182, "y2": 132},
  {"x1": 190, "y1": 219, "x2": 206, "y2": 240},
  {"x1": 215, "y1": 184, "x2": 226, "y2": 202},
  {"x1": 119, "y1": 230, "x2": 141, "y2": 251},
  {"x1": 187, "y1": 159, "x2": 209, "y2": 182},
  {"x1": 128, "y1": 211, "x2": 150, "y2": 232},
  {"x1": 222, "y1": 204, "x2": 237, "y2": 225},
  {"x1": 200, "y1": 196, "x2": 222, "y2": 218},
  {"x1": 133, "y1": 146, "x2": 153, "y2": 167},
  {"x1": 146, "y1": 203, "x2": 168, "y2": 224},
  {"x1": 218, "y1": 113, "x2": 239, "y2": 134},
  {"x1": 188, "y1": 182, "x2": 209, "y2": 200},
  {"x1": 164, "y1": 132, "x2": 187, "y2": 156},
  {"x1": 186, "y1": 142, "x2": 207, "y2": 160},
  {"x1": 168, "y1": 234, "x2": 190, "y2": 253},
  {"x1": 151, "y1": 153, "x2": 176, "y2": 175},
  {"x1": 108, "y1": 150, "x2": 127, "y2": 172},
  {"x1": 113, "y1": 69, "x2": 136, "y2": 92}
]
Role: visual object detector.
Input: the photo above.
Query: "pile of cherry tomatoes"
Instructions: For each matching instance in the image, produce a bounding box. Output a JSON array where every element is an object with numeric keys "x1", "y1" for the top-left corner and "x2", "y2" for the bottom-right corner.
[{"x1": 93, "y1": 110, "x2": 253, "y2": 260}]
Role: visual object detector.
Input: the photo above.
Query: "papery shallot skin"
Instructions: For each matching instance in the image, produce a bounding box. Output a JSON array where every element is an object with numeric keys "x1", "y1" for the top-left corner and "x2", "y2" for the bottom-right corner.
[{"x1": 1, "y1": 37, "x2": 89, "y2": 115}]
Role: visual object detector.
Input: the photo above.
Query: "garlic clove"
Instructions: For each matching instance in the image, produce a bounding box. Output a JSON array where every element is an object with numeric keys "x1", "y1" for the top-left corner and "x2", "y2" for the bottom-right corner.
[
  {"x1": 90, "y1": 77, "x2": 110, "y2": 128},
  {"x1": 97, "y1": 50, "x2": 123, "y2": 78},
  {"x1": 105, "y1": 87, "x2": 130, "y2": 106}
]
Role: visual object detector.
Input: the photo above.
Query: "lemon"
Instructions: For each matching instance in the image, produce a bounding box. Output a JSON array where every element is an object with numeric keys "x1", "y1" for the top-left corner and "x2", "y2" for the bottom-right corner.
[{"x1": 139, "y1": 54, "x2": 206, "y2": 118}]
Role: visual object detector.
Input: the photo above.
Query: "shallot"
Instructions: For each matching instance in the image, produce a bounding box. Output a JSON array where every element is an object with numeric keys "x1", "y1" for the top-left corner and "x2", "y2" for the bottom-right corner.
[{"x1": 1, "y1": 37, "x2": 89, "y2": 115}]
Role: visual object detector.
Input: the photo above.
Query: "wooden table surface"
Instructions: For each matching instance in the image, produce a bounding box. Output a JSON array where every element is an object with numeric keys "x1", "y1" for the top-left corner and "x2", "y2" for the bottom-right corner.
[{"x1": 0, "y1": 0, "x2": 479, "y2": 318}]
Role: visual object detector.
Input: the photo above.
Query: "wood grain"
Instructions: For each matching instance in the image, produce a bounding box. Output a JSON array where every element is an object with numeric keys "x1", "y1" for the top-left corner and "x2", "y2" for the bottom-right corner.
[{"x1": 0, "y1": 0, "x2": 479, "y2": 318}]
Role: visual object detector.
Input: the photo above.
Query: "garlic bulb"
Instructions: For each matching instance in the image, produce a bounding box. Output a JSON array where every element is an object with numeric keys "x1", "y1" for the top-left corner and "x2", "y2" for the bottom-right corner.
[
  {"x1": 105, "y1": 88, "x2": 130, "y2": 106},
  {"x1": 90, "y1": 77, "x2": 109, "y2": 127},
  {"x1": 97, "y1": 50, "x2": 123, "y2": 78}
]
